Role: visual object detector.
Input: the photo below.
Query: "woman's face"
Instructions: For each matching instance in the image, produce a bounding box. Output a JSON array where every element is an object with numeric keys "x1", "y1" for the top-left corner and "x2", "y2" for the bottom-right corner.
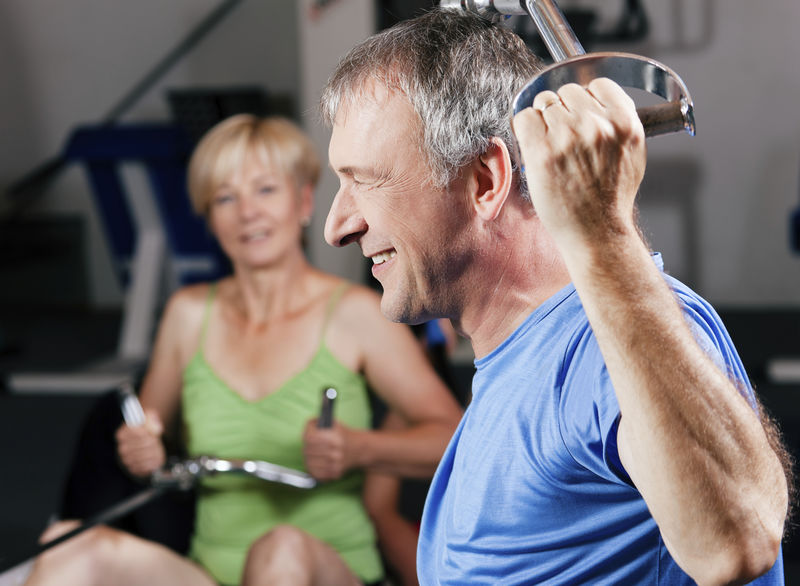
[{"x1": 208, "y1": 151, "x2": 312, "y2": 271}]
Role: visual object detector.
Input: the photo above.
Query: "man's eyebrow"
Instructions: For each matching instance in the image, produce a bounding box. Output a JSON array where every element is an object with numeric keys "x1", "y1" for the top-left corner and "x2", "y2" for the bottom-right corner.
[{"x1": 330, "y1": 165, "x2": 372, "y2": 178}]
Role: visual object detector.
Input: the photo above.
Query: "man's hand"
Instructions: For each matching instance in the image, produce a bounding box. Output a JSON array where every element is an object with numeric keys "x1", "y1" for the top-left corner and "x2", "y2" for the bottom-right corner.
[
  {"x1": 512, "y1": 77, "x2": 646, "y2": 249},
  {"x1": 302, "y1": 419, "x2": 354, "y2": 481},
  {"x1": 115, "y1": 409, "x2": 166, "y2": 478}
]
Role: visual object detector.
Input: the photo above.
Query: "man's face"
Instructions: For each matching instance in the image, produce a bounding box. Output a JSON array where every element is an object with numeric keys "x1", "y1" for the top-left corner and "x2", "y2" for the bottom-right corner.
[{"x1": 325, "y1": 84, "x2": 472, "y2": 324}]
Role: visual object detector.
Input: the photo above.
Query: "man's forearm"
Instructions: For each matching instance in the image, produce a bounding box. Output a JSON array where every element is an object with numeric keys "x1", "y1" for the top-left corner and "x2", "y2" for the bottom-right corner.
[{"x1": 562, "y1": 230, "x2": 787, "y2": 584}]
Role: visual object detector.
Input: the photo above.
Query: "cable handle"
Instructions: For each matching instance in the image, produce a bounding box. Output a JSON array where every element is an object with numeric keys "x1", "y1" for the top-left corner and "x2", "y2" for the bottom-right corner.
[
  {"x1": 117, "y1": 381, "x2": 146, "y2": 427},
  {"x1": 318, "y1": 387, "x2": 338, "y2": 428},
  {"x1": 440, "y1": 0, "x2": 696, "y2": 138},
  {"x1": 512, "y1": 52, "x2": 695, "y2": 138}
]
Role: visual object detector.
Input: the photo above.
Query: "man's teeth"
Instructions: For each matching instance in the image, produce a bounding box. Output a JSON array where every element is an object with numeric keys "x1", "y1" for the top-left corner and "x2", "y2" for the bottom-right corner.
[{"x1": 371, "y1": 251, "x2": 396, "y2": 265}]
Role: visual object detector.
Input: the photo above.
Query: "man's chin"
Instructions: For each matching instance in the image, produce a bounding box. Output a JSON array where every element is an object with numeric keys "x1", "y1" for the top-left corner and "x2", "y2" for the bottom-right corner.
[{"x1": 379, "y1": 292, "x2": 430, "y2": 326}]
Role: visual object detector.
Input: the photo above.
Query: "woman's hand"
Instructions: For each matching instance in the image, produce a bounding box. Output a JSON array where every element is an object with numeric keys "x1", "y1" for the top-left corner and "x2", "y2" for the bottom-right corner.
[
  {"x1": 114, "y1": 409, "x2": 166, "y2": 478},
  {"x1": 302, "y1": 419, "x2": 356, "y2": 481}
]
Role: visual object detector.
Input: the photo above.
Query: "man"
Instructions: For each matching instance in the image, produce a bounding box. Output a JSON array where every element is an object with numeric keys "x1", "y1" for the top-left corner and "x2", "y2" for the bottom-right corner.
[{"x1": 321, "y1": 8, "x2": 790, "y2": 585}]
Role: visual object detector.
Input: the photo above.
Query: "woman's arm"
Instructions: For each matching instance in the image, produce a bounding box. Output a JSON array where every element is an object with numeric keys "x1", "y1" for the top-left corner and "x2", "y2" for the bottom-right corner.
[
  {"x1": 304, "y1": 286, "x2": 462, "y2": 479},
  {"x1": 115, "y1": 286, "x2": 206, "y2": 477},
  {"x1": 363, "y1": 412, "x2": 421, "y2": 586}
]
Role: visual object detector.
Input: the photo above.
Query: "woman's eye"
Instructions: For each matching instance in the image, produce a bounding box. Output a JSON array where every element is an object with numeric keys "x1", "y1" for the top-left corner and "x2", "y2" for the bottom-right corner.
[
  {"x1": 214, "y1": 193, "x2": 234, "y2": 204},
  {"x1": 258, "y1": 185, "x2": 276, "y2": 195}
]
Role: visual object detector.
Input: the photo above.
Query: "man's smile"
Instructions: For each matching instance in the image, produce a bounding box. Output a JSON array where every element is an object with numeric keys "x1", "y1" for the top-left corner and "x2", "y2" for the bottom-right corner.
[{"x1": 370, "y1": 250, "x2": 397, "y2": 265}]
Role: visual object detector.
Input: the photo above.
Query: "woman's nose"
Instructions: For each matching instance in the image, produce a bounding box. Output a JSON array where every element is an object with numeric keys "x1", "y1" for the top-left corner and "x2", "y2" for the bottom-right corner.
[{"x1": 236, "y1": 193, "x2": 259, "y2": 220}]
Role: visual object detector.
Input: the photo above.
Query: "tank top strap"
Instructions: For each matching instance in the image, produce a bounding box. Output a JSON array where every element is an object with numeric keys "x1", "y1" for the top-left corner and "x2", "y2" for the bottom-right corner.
[
  {"x1": 198, "y1": 282, "x2": 217, "y2": 352},
  {"x1": 320, "y1": 282, "x2": 351, "y2": 339}
]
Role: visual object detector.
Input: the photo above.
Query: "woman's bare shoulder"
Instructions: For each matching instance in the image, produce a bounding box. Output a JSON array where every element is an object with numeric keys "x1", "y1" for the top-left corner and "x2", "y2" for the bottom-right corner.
[
  {"x1": 165, "y1": 282, "x2": 213, "y2": 317},
  {"x1": 333, "y1": 282, "x2": 384, "y2": 323},
  {"x1": 332, "y1": 283, "x2": 415, "y2": 349},
  {"x1": 156, "y1": 282, "x2": 218, "y2": 345}
]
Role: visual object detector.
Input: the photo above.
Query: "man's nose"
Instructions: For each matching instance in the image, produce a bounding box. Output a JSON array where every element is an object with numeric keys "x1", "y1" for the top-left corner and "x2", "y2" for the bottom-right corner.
[{"x1": 324, "y1": 187, "x2": 366, "y2": 248}]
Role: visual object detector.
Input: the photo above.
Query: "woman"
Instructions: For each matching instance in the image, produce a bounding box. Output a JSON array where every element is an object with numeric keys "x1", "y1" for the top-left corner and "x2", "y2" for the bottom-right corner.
[{"x1": 25, "y1": 115, "x2": 461, "y2": 586}]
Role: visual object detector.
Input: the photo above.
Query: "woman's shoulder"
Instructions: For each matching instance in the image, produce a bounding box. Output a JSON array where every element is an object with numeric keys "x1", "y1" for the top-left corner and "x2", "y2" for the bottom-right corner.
[
  {"x1": 145, "y1": 282, "x2": 218, "y2": 364},
  {"x1": 317, "y1": 278, "x2": 386, "y2": 369},
  {"x1": 330, "y1": 280, "x2": 383, "y2": 320},
  {"x1": 304, "y1": 270, "x2": 379, "y2": 332},
  {"x1": 161, "y1": 281, "x2": 217, "y2": 327}
]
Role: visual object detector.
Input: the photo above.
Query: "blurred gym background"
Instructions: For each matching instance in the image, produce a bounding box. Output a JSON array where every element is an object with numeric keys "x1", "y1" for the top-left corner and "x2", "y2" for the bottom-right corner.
[{"x1": 0, "y1": 0, "x2": 799, "y2": 579}]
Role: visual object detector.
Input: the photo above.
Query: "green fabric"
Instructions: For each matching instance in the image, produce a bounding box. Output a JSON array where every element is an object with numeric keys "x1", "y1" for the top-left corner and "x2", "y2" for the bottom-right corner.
[{"x1": 182, "y1": 284, "x2": 383, "y2": 585}]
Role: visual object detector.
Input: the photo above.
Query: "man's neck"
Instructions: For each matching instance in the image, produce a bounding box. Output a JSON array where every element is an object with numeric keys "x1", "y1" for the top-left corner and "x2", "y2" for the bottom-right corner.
[{"x1": 456, "y1": 220, "x2": 571, "y2": 359}]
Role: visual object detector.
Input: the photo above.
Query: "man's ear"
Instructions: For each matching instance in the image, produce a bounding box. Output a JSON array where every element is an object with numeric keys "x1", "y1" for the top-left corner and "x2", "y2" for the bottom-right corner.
[{"x1": 467, "y1": 137, "x2": 513, "y2": 222}]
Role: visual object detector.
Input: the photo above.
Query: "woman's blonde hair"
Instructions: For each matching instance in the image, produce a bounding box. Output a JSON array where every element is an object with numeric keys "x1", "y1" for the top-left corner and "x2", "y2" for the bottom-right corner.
[{"x1": 187, "y1": 114, "x2": 321, "y2": 216}]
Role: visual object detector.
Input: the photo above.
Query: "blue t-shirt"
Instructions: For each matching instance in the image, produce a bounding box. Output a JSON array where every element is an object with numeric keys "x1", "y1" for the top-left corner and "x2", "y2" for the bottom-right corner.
[{"x1": 417, "y1": 254, "x2": 783, "y2": 584}]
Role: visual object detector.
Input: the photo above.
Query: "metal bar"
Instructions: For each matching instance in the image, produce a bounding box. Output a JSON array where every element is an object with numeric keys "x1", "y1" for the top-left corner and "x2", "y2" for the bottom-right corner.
[
  {"x1": 523, "y1": 0, "x2": 585, "y2": 61},
  {"x1": 440, "y1": 0, "x2": 585, "y2": 60},
  {"x1": 199, "y1": 457, "x2": 317, "y2": 490}
]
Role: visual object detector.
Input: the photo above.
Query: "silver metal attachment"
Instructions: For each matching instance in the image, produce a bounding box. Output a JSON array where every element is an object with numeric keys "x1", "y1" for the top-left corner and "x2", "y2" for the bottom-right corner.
[
  {"x1": 439, "y1": 0, "x2": 696, "y2": 138},
  {"x1": 513, "y1": 52, "x2": 696, "y2": 137},
  {"x1": 202, "y1": 456, "x2": 317, "y2": 489},
  {"x1": 440, "y1": 0, "x2": 585, "y2": 59},
  {"x1": 523, "y1": 0, "x2": 584, "y2": 61},
  {"x1": 151, "y1": 455, "x2": 317, "y2": 490}
]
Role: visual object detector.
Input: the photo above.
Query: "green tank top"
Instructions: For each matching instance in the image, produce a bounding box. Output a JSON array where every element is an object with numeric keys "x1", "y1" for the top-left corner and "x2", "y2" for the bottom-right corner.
[{"x1": 182, "y1": 283, "x2": 383, "y2": 585}]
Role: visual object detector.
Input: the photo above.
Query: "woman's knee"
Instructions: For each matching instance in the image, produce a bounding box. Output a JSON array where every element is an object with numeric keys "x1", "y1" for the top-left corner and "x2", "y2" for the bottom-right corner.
[
  {"x1": 247, "y1": 524, "x2": 312, "y2": 564},
  {"x1": 243, "y1": 526, "x2": 363, "y2": 586},
  {"x1": 36, "y1": 524, "x2": 133, "y2": 581},
  {"x1": 243, "y1": 525, "x2": 315, "y2": 584}
]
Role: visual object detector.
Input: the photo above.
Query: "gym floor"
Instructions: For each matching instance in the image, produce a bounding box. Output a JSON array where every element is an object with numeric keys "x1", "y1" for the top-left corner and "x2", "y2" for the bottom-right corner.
[{"x1": 1, "y1": 305, "x2": 800, "y2": 581}]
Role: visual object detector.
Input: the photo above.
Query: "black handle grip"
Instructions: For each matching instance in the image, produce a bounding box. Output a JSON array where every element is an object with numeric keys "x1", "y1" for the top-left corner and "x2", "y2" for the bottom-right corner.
[
  {"x1": 318, "y1": 387, "x2": 337, "y2": 428},
  {"x1": 637, "y1": 101, "x2": 691, "y2": 138}
]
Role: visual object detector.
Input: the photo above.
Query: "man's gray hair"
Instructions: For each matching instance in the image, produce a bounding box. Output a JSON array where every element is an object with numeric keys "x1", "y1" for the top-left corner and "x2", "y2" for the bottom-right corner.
[{"x1": 320, "y1": 8, "x2": 544, "y2": 197}]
